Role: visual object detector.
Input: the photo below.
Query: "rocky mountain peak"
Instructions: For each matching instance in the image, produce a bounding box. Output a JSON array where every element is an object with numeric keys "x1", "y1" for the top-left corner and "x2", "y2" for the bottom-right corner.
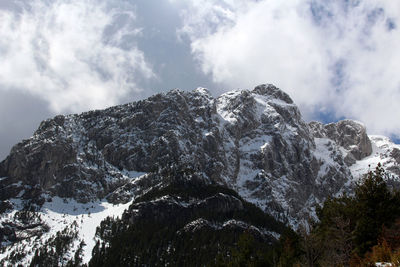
[
  {"x1": 1, "y1": 83, "x2": 400, "y2": 265},
  {"x1": 0, "y1": 84, "x2": 398, "y2": 225},
  {"x1": 252, "y1": 84, "x2": 294, "y2": 104},
  {"x1": 193, "y1": 87, "x2": 212, "y2": 97}
]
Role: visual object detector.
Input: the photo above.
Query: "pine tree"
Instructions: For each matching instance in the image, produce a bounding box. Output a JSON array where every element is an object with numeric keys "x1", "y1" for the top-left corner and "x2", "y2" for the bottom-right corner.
[
  {"x1": 313, "y1": 163, "x2": 400, "y2": 264},
  {"x1": 354, "y1": 163, "x2": 399, "y2": 255}
]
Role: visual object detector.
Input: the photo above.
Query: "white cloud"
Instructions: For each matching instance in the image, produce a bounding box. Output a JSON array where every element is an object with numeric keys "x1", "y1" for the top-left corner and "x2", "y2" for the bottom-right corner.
[
  {"x1": 179, "y1": 0, "x2": 400, "y2": 137},
  {"x1": 0, "y1": 0, "x2": 154, "y2": 113}
]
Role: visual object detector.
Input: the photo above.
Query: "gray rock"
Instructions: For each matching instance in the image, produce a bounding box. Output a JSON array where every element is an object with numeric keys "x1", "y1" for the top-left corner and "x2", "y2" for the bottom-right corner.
[
  {"x1": 309, "y1": 120, "x2": 372, "y2": 163},
  {"x1": 0, "y1": 84, "x2": 390, "y2": 225}
]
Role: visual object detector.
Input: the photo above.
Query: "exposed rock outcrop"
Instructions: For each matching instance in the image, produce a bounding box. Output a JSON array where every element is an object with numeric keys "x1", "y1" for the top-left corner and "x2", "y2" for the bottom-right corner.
[
  {"x1": 309, "y1": 120, "x2": 372, "y2": 166},
  {"x1": 0, "y1": 84, "x2": 396, "y2": 226},
  {"x1": 1, "y1": 83, "x2": 400, "y2": 266}
]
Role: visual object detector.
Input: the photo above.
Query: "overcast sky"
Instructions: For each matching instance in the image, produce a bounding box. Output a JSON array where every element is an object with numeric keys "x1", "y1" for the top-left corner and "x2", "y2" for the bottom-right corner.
[{"x1": 1, "y1": 0, "x2": 399, "y2": 160}]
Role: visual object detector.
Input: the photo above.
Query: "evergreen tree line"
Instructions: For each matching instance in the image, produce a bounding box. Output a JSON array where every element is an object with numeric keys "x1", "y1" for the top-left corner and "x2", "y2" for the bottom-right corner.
[
  {"x1": 222, "y1": 163, "x2": 400, "y2": 266},
  {"x1": 26, "y1": 163, "x2": 400, "y2": 266},
  {"x1": 88, "y1": 169, "x2": 287, "y2": 267}
]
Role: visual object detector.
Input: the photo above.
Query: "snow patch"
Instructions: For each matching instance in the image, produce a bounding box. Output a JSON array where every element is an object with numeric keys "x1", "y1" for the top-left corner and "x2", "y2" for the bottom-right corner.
[
  {"x1": 351, "y1": 135, "x2": 400, "y2": 181},
  {"x1": 0, "y1": 197, "x2": 133, "y2": 265}
]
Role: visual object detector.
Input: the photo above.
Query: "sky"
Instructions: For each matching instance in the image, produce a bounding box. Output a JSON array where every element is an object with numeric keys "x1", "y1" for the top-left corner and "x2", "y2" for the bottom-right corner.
[{"x1": 0, "y1": 0, "x2": 399, "y2": 160}]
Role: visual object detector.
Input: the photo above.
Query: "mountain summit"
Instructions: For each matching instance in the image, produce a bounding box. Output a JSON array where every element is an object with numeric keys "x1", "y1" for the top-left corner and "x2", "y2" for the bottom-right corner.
[{"x1": 1, "y1": 84, "x2": 399, "y2": 265}]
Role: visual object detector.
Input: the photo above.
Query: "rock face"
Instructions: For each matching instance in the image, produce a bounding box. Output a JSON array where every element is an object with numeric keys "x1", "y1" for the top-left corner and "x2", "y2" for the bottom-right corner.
[
  {"x1": 309, "y1": 120, "x2": 372, "y2": 166},
  {"x1": 1, "y1": 83, "x2": 400, "y2": 265},
  {"x1": 0, "y1": 84, "x2": 397, "y2": 225}
]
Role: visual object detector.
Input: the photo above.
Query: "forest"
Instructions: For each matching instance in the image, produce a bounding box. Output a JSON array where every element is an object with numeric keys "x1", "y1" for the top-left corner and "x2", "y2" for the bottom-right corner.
[
  {"x1": 26, "y1": 164, "x2": 400, "y2": 267},
  {"x1": 221, "y1": 163, "x2": 400, "y2": 266}
]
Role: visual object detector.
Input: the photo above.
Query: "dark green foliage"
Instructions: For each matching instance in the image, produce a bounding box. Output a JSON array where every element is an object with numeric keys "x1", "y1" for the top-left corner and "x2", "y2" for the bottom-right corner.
[
  {"x1": 27, "y1": 164, "x2": 400, "y2": 266},
  {"x1": 353, "y1": 163, "x2": 400, "y2": 255},
  {"x1": 313, "y1": 163, "x2": 400, "y2": 264},
  {"x1": 220, "y1": 232, "x2": 268, "y2": 267},
  {"x1": 0, "y1": 200, "x2": 13, "y2": 214},
  {"x1": 0, "y1": 205, "x2": 49, "y2": 266},
  {"x1": 29, "y1": 222, "x2": 80, "y2": 267},
  {"x1": 218, "y1": 229, "x2": 303, "y2": 267},
  {"x1": 134, "y1": 166, "x2": 239, "y2": 203},
  {"x1": 90, "y1": 217, "x2": 244, "y2": 266},
  {"x1": 5, "y1": 249, "x2": 26, "y2": 266},
  {"x1": 218, "y1": 227, "x2": 305, "y2": 267},
  {"x1": 65, "y1": 240, "x2": 86, "y2": 267},
  {"x1": 273, "y1": 228, "x2": 302, "y2": 266},
  {"x1": 134, "y1": 174, "x2": 285, "y2": 233},
  {"x1": 89, "y1": 169, "x2": 289, "y2": 267}
]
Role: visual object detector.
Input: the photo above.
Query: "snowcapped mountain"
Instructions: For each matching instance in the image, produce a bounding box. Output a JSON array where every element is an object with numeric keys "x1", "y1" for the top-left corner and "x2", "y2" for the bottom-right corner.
[{"x1": 0, "y1": 84, "x2": 399, "y2": 265}]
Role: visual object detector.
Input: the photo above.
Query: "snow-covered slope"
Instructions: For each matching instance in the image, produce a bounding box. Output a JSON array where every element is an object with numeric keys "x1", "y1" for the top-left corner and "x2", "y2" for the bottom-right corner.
[
  {"x1": 0, "y1": 84, "x2": 399, "y2": 265},
  {"x1": 0, "y1": 197, "x2": 133, "y2": 265},
  {"x1": 0, "y1": 171, "x2": 146, "y2": 265},
  {"x1": 351, "y1": 135, "x2": 400, "y2": 182}
]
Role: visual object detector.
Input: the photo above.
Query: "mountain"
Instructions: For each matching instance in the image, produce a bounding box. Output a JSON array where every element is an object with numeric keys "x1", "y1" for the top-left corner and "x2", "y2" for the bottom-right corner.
[{"x1": 0, "y1": 84, "x2": 399, "y2": 265}]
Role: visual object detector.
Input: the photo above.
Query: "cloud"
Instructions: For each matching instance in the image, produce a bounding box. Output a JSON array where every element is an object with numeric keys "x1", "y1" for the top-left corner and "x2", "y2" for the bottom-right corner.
[
  {"x1": 178, "y1": 0, "x2": 400, "y2": 137},
  {"x1": 0, "y1": 0, "x2": 154, "y2": 113}
]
